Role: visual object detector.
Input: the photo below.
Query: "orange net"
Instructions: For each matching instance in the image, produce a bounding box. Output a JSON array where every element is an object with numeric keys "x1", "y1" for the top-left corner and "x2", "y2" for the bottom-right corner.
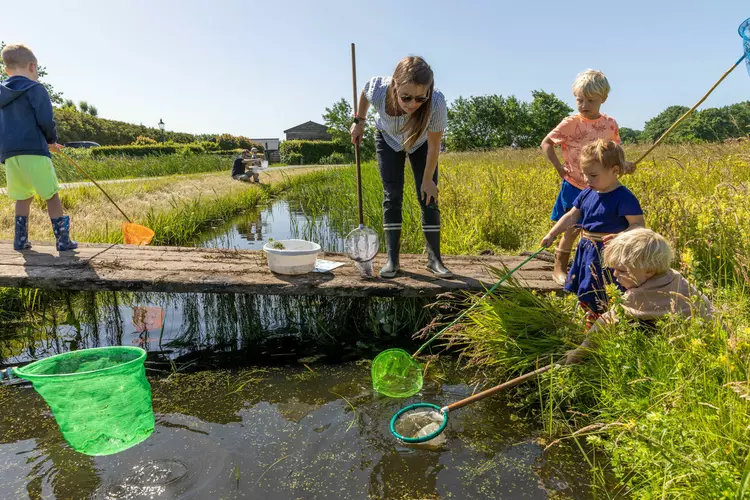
[{"x1": 123, "y1": 222, "x2": 155, "y2": 245}]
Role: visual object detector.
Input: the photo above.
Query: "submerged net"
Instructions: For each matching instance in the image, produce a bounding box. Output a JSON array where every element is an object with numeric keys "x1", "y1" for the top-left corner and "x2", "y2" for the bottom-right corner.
[
  {"x1": 14, "y1": 346, "x2": 154, "y2": 456},
  {"x1": 741, "y1": 18, "x2": 750, "y2": 76},
  {"x1": 391, "y1": 404, "x2": 447, "y2": 445},
  {"x1": 371, "y1": 348, "x2": 423, "y2": 398}
]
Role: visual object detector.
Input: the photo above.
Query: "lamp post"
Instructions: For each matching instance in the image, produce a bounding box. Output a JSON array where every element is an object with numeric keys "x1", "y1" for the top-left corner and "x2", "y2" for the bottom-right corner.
[{"x1": 158, "y1": 119, "x2": 165, "y2": 143}]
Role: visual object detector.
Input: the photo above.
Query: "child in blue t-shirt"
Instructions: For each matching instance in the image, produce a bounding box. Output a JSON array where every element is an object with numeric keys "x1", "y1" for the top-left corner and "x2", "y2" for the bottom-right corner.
[{"x1": 541, "y1": 139, "x2": 645, "y2": 327}]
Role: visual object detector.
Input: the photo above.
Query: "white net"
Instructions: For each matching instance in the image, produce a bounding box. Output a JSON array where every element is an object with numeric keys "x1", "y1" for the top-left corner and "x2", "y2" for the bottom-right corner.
[
  {"x1": 355, "y1": 260, "x2": 374, "y2": 279},
  {"x1": 346, "y1": 226, "x2": 378, "y2": 278},
  {"x1": 345, "y1": 226, "x2": 379, "y2": 262},
  {"x1": 393, "y1": 409, "x2": 447, "y2": 446}
]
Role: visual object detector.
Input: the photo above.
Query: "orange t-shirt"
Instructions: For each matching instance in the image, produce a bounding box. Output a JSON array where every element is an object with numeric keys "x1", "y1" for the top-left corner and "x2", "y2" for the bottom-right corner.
[{"x1": 545, "y1": 113, "x2": 621, "y2": 189}]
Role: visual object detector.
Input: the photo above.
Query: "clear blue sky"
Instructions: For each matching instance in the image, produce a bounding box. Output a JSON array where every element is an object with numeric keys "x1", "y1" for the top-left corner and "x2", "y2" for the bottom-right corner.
[{"x1": 4, "y1": 0, "x2": 748, "y2": 140}]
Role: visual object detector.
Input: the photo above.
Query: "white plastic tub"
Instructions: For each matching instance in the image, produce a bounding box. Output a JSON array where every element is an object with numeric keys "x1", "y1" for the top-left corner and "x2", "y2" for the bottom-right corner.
[{"x1": 263, "y1": 239, "x2": 321, "y2": 275}]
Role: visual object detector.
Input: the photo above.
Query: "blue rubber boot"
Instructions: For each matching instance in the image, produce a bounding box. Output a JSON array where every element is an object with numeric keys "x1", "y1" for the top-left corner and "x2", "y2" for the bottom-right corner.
[
  {"x1": 13, "y1": 216, "x2": 31, "y2": 250},
  {"x1": 51, "y1": 216, "x2": 78, "y2": 251}
]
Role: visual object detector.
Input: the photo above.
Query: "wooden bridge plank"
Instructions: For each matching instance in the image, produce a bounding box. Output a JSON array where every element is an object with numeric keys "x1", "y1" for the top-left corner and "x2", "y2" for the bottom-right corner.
[{"x1": 0, "y1": 241, "x2": 560, "y2": 297}]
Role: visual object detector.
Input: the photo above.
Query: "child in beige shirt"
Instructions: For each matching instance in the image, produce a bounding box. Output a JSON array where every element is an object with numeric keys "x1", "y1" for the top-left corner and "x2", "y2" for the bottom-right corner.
[{"x1": 564, "y1": 228, "x2": 713, "y2": 364}]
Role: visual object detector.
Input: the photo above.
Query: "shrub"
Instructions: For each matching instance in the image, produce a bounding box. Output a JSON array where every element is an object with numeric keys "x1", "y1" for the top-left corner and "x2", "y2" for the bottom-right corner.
[
  {"x1": 319, "y1": 152, "x2": 349, "y2": 164},
  {"x1": 90, "y1": 144, "x2": 206, "y2": 157},
  {"x1": 279, "y1": 140, "x2": 350, "y2": 164},
  {"x1": 283, "y1": 152, "x2": 303, "y2": 165},
  {"x1": 216, "y1": 134, "x2": 264, "y2": 152},
  {"x1": 132, "y1": 136, "x2": 158, "y2": 145}
]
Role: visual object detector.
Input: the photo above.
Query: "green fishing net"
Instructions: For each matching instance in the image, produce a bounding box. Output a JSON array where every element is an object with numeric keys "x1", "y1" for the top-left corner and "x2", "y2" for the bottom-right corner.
[
  {"x1": 371, "y1": 348, "x2": 423, "y2": 398},
  {"x1": 14, "y1": 346, "x2": 154, "y2": 456}
]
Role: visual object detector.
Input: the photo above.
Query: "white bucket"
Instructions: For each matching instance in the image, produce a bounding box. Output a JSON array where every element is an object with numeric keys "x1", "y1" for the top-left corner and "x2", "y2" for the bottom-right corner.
[{"x1": 263, "y1": 239, "x2": 321, "y2": 275}]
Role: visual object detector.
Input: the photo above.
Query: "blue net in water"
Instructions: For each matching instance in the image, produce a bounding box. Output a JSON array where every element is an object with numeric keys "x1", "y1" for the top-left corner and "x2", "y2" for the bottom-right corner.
[{"x1": 740, "y1": 18, "x2": 750, "y2": 76}]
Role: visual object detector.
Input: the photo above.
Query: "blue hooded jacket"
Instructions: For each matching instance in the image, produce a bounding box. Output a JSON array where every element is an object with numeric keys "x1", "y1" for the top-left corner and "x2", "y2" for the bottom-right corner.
[{"x1": 0, "y1": 75, "x2": 58, "y2": 163}]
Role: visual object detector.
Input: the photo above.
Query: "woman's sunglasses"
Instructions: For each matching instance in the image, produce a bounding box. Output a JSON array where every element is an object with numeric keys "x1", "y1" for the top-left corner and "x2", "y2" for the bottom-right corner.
[{"x1": 399, "y1": 94, "x2": 430, "y2": 104}]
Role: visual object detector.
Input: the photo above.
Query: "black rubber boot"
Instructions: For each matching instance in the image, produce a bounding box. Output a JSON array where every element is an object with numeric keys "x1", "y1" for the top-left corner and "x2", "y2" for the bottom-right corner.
[
  {"x1": 424, "y1": 230, "x2": 453, "y2": 278},
  {"x1": 379, "y1": 230, "x2": 401, "y2": 278}
]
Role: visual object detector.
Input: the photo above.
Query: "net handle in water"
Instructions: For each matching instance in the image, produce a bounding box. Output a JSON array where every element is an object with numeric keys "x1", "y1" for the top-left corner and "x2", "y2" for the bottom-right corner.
[
  {"x1": 633, "y1": 52, "x2": 747, "y2": 166},
  {"x1": 390, "y1": 402, "x2": 448, "y2": 444},
  {"x1": 390, "y1": 364, "x2": 556, "y2": 443},
  {"x1": 412, "y1": 246, "x2": 549, "y2": 357},
  {"x1": 444, "y1": 364, "x2": 554, "y2": 412}
]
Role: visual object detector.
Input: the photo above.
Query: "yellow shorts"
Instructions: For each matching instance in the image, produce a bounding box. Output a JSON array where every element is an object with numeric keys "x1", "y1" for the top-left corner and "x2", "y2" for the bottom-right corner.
[{"x1": 4, "y1": 155, "x2": 60, "y2": 201}]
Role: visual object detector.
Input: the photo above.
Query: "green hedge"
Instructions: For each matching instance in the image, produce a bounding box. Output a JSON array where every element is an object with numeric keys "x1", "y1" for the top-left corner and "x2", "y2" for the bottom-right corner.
[
  {"x1": 280, "y1": 140, "x2": 349, "y2": 165},
  {"x1": 54, "y1": 107, "x2": 266, "y2": 149},
  {"x1": 89, "y1": 144, "x2": 243, "y2": 157}
]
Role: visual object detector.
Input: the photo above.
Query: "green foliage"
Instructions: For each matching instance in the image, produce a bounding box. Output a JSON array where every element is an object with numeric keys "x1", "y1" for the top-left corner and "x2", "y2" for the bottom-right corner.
[
  {"x1": 322, "y1": 98, "x2": 376, "y2": 160},
  {"x1": 619, "y1": 127, "x2": 642, "y2": 144},
  {"x1": 55, "y1": 107, "x2": 195, "y2": 145},
  {"x1": 642, "y1": 102, "x2": 750, "y2": 143},
  {"x1": 53, "y1": 108, "x2": 264, "y2": 149},
  {"x1": 0, "y1": 41, "x2": 63, "y2": 104},
  {"x1": 318, "y1": 152, "x2": 350, "y2": 165},
  {"x1": 541, "y1": 299, "x2": 750, "y2": 498},
  {"x1": 132, "y1": 136, "x2": 158, "y2": 145},
  {"x1": 279, "y1": 140, "x2": 350, "y2": 165},
  {"x1": 215, "y1": 133, "x2": 263, "y2": 151},
  {"x1": 442, "y1": 270, "x2": 582, "y2": 375},
  {"x1": 527, "y1": 90, "x2": 574, "y2": 145},
  {"x1": 90, "y1": 144, "x2": 207, "y2": 157},
  {"x1": 446, "y1": 90, "x2": 572, "y2": 151},
  {"x1": 284, "y1": 152, "x2": 303, "y2": 165}
]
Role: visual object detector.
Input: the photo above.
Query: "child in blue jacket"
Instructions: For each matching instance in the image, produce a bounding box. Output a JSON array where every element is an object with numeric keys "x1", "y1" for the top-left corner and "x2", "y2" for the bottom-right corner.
[{"x1": 0, "y1": 44, "x2": 77, "y2": 251}]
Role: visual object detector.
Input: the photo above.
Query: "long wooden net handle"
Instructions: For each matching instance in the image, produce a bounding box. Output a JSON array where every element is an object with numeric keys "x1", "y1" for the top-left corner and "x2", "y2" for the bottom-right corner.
[
  {"x1": 445, "y1": 364, "x2": 554, "y2": 412},
  {"x1": 351, "y1": 42, "x2": 363, "y2": 227},
  {"x1": 59, "y1": 150, "x2": 132, "y2": 223},
  {"x1": 634, "y1": 54, "x2": 746, "y2": 165}
]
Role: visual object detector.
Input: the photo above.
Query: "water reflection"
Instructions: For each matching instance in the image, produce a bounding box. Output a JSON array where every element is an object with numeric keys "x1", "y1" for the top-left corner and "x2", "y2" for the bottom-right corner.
[
  {"x1": 201, "y1": 200, "x2": 347, "y2": 253},
  {"x1": 0, "y1": 364, "x2": 598, "y2": 499},
  {"x1": 0, "y1": 290, "x2": 433, "y2": 366}
]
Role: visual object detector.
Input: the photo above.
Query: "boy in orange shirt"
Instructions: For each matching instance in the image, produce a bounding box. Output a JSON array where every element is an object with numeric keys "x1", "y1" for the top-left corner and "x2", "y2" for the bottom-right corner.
[{"x1": 541, "y1": 69, "x2": 634, "y2": 284}]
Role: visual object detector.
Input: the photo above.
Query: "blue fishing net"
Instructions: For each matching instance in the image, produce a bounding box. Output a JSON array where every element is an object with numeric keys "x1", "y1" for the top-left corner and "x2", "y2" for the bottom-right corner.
[{"x1": 740, "y1": 18, "x2": 750, "y2": 76}]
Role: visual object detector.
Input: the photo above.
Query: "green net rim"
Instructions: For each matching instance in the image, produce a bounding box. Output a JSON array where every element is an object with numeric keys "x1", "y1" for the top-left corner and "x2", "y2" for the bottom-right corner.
[
  {"x1": 13, "y1": 346, "x2": 146, "y2": 381},
  {"x1": 390, "y1": 402, "x2": 448, "y2": 443},
  {"x1": 371, "y1": 348, "x2": 423, "y2": 398}
]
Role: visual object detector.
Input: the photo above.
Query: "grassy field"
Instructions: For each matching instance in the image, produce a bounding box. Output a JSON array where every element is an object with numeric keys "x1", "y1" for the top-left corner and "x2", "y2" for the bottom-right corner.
[
  {"x1": 0, "y1": 168, "x2": 324, "y2": 246},
  {"x1": 0, "y1": 151, "x2": 239, "y2": 187},
  {"x1": 284, "y1": 142, "x2": 750, "y2": 284},
  {"x1": 1, "y1": 143, "x2": 749, "y2": 496},
  {"x1": 282, "y1": 141, "x2": 750, "y2": 497}
]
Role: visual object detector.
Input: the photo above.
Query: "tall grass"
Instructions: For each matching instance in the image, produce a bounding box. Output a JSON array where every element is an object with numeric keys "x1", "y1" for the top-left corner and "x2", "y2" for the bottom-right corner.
[
  {"x1": 284, "y1": 142, "x2": 750, "y2": 283},
  {"x1": 339, "y1": 142, "x2": 750, "y2": 497},
  {"x1": 0, "y1": 152, "x2": 234, "y2": 186}
]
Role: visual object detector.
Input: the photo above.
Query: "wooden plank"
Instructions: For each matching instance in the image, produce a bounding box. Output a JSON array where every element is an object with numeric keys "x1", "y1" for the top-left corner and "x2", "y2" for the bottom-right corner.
[{"x1": 0, "y1": 241, "x2": 560, "y2": 297}]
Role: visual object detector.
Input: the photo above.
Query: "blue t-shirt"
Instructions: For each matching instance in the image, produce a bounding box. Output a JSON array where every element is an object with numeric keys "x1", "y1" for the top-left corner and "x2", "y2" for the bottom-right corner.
[{"x1": 573, "y1": 185, "x2": 643, "y2": 233}]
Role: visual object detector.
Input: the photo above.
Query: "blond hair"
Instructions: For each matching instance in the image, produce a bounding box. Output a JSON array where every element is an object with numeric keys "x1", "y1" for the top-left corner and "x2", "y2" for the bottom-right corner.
[
  {"x1": 572, "y1": 69, "x2": 610, "y2": 101},
  {"x1": 1, "y1": 44, "x2": 37, "y2": 70},
  {"x1": 580, "y1": 139, "x2": 625, "y2": 170},
  {"x1": 390, "y1": 56, "x2": 434, "y2": 151},
  {"x1": 604, "y1": 228, "x2": 674, "y2": 275}
]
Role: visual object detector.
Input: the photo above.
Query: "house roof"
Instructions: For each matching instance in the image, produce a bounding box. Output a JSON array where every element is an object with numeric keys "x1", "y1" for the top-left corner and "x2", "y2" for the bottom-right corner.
[{"x1": 283, "y1": 121, "x2": 329, "y2": 133}]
